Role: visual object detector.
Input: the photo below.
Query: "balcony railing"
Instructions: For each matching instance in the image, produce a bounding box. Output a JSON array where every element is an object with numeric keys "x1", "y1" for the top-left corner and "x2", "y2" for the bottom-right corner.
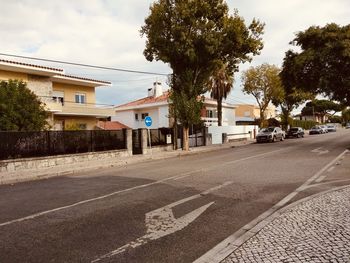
[
  {"x1": 201, "y1": 117, "x2": 229, "y2": 126},
  {"x1": 42, "y1": 98, "x2": 114, "y2": 117}
]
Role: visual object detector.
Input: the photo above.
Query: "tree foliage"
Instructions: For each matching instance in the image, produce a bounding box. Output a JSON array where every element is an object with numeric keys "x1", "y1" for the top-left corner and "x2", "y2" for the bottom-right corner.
[
  {"x1": 141, "y1": 0, "x2": 264, "y2": 149},
  {"x1": 242, "y1": 64, "x2": 284, "y2": 127},
  {"x1": 287, "y1": 23, "x2": 350, "y2": 105},
  {"x1": 0, "y1": 80, "x2": 49, "y2": 131},
  {"x1": 207, "y1": 63, "x2": 233, "y2": 126},
  {"x1": 301, "y1": 99, "x2": 343, "y2": 117},
  {"x1": 279, "y1": 50, "x2": 314, "y2": 128},
  {"x1": 342, "y1": 108, "x2": 350, "y2": 124}
]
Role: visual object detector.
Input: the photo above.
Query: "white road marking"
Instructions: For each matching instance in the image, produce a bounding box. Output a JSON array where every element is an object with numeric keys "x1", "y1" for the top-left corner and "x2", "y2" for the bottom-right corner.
[
  {"x1": 174, "y1": 148, "x2": 287, "y2": 181},
  {"x1": 311, "y1": 147, "x2": 329, "y2": 155},
  {"x1": 327, "y1": 166, "x2": 335, "y2": 173},
  {"x1": 315, "y1": 175, "x2": 327, "y2": 183},
  {"x1": 194, "y1": 149, "x2": 349, "y2": 263},
  {"x1": 0, "y1": 149, "x2": 285, "y2": 227},
  {"x1": 91, "y1": 182, "x2": 232, "y2": 263}
]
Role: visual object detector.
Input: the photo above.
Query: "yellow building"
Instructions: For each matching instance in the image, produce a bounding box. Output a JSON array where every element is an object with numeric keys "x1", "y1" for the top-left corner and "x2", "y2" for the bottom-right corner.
[
  {"x1": 235, "y1": 104, "x2": 276, "y2": 122},
  {"x1": 0, "y1": 59, "x2": 113, "y2": 130}
]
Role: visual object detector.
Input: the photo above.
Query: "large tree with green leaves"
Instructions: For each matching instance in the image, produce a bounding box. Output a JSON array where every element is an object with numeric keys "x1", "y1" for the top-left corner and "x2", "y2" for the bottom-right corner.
[
  {"x1": 279, "y1": 50, "x2": 313, "y2": 129},
  {"x1": 141, "y1": 0, "x2": 264, "y2": 150},
  {"x1": 301, "y1": 99, "x2": 344, "y2": 122},
  {"x1": 0, "y1": 80, "x2": 49, "y2": 131},
  {"x1": 287, "y1": 23, "x2": 350, "y2": 105},
  {"x1": 207, "y1": 63, "x2": 233, "y2": 126},
  {"x1": 242, "y1": 64, "x2": 284, "y2": 127}
]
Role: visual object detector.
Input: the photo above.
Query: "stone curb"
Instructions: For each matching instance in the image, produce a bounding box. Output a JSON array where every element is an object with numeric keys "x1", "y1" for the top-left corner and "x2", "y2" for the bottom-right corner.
[{"x1": 220, "y1": 184, "x2": 350, "y2": 262}]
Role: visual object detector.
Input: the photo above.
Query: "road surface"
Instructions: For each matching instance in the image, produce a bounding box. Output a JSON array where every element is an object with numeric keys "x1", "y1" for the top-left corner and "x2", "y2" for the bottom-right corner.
[{"x1": 0, "y1": 129, "x2": 349, "y2": 263}]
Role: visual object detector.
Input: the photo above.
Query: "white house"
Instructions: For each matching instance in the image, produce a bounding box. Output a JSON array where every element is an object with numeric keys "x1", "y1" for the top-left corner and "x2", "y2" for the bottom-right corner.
[{"x1": 112, "y1": 82, "x2": 236, "y2": 129}]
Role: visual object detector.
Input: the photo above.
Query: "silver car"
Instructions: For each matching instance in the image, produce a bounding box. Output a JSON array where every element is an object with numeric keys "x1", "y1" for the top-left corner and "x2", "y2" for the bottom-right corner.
[
  {"x1": 326, "y1": 124, "x2": 337, "y2": 132},
  {"x1": 256, "y1": 127, "x2": 285, "y2": 143},
  {"x1": 319, "y1": 125, "x2": 328, "y2": 133}
]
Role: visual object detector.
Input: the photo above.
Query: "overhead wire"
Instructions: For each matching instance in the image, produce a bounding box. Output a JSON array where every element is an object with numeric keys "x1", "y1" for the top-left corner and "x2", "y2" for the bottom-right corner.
[{"x1": 0, "y1": 53, "x2": 171, "y2": 76}]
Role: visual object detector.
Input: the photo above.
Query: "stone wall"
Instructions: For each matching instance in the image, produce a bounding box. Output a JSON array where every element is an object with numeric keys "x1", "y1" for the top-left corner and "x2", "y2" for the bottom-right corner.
[
  {"x1": 0, "y1": 149, "x2": 130, "y2": 184},
  {"x1": 27, "y1": 75, "x2": 53, "y2": 99}
]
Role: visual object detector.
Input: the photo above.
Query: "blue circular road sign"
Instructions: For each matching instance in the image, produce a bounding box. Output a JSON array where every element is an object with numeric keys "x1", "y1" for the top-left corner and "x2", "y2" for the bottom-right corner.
[{"x1": 145, "y1": 116, "x2": 152, "y2": 127}]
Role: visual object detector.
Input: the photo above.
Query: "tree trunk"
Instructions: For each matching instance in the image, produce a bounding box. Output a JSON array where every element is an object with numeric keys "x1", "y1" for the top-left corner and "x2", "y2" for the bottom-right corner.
[
  {"x1": 217, "y1": 97, "x2": 223, "y2": 126},
  {"x1": 260, "y1": 110, "x2": 265, "y2": 128},
  {"x1": 281, "y1": 107, "x2": 290, "y2": 130},
  {"x1": 183, "y1": 126, "x2": 189, "y2": 151},
  {"x1": 173, "y1": 120, "x2": 178, "y2": 150}
]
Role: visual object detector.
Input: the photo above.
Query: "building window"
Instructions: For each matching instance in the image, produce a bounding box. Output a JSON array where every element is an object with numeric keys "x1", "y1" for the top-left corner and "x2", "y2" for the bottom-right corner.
[
  {"x1": 75, "y1": 93, "x2": 86, "y2": 104},
  {"x1": 206, "y1": 110, "x2": 213, "y2": 118},
  {"x1": 141, "y1": 113, "x2": 149, "y2": 120},
  {"x1": 78, "y1": 123, "x2": 87, "y2": 130},
  {"x1": 135, "y1": 113, "x2": 139, "y2": 121},
  {"x1": 52, "y1": 91, "x2": 64, "y2": 105}
]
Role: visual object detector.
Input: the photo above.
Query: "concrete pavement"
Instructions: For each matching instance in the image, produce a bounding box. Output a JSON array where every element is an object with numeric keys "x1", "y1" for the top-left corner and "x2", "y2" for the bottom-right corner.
[{"x1": 198, "y1": 150, "x2": 350, "y2": 263}]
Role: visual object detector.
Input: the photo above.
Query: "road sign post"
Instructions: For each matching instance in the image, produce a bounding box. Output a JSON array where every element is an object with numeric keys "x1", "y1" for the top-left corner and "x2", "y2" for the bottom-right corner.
[{"x1": 144, "y1": 116, "x2": 153, "y2": 156}]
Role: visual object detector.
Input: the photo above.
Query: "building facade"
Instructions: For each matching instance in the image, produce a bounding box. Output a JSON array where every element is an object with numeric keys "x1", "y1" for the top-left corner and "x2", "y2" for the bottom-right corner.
[
  {"x1": 0, "y1": 59, "x2": 113, "y2": 130},
  {"x1": 112, "y1": 82, "x2": 236, "y2": 129},
  {"x1": 235, "y1": 104, "x2": 276, "y2": 123}
]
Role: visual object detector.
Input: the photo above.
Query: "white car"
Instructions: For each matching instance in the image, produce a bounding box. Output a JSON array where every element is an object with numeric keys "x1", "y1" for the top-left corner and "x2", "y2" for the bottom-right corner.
[
  {"x1": 326, "y1": 124, "x2": 337, "y2": 132},
  {"x1": 346, "y1": 123, "x2": 350, "y2": 129},
  {"x1": 319, "y1": 125, "x2": 328, "y2": 133}
]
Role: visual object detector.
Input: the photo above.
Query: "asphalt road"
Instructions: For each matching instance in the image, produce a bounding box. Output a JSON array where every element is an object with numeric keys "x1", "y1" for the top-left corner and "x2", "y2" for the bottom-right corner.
[{"x1": 0, "y1": 129, "x2": 349, "y2": 263}]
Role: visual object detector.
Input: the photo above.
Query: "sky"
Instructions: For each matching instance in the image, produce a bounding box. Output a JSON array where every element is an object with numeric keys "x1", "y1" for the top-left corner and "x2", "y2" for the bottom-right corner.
[{"x1": 0, "y1": 0, "x2": 349, "y2": 110}]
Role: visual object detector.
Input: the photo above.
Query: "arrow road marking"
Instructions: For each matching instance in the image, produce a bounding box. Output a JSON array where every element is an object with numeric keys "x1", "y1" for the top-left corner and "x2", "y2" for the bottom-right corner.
[
  {"x1": 91, "y1": 181, "x2": 232, "y2": 263},
  {"x1": 311, "y1": 147, "x2": 329, "y2": 155}
]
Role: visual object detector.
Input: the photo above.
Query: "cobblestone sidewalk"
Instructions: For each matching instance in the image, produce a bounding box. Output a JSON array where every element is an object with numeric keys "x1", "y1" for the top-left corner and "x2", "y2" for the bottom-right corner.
[{"x1": 223, "y1": 186, "x2": 350, "y2": 263}]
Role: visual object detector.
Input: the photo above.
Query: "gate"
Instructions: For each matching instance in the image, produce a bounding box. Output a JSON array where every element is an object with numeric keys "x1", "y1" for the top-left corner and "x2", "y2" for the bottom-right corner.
[{"x1": 132, "y1": 129, "x2": 142, "y2": 155}]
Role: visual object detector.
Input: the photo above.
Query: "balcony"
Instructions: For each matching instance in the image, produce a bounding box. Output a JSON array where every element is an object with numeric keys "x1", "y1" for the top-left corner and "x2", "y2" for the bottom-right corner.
[
  {"x1": 201, "y1": 117, "x2": 229, "y2": 127},
  {"x1": 44, "y1": 98, "x2": 114, "y2": 118}
]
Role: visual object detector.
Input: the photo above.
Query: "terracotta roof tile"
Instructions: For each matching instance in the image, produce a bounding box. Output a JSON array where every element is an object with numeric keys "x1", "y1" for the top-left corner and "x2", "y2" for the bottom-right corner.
[
  {"x1": 57, "y1": 74, "x2": 111, "y2": 85},
  {"x1": 97, "y1": 121, "x2": 130, "y2": 130},
  {"x1": 0, "y1": 59, "x2": 63, "y2": 72},
  {"x1": 116, "y1": 91, "x2": 170, "y2": 108}
]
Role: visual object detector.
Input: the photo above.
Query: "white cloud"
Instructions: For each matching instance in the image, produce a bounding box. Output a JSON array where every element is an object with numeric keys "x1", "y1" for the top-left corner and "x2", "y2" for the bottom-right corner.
[{"x1": 0, "y1": 0, "x2": 348, "y2": 106}]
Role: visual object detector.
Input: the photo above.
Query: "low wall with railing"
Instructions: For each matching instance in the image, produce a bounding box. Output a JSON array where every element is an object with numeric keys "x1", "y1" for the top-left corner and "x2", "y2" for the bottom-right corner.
[
  {"x1": 0, "y1": 130, "x2": 127, "y2": 161},
  {"x1": 0, "y1": 148, "x2": 130, "y2": 182},
  {"x1": 208, "y1": 125, "x2": 258, "y2": 144}
]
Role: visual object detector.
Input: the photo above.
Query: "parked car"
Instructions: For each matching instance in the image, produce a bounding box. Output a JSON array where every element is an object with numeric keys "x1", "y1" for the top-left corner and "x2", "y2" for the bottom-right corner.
[
  {"x1": 346, "y1": 123, "x2": 350, "y2": 129},
  {"x1": 326, "y1": 124, "x2": 337, "y2": 132},
  {"x1": 309, "y1": 126, "x2": 323, "y2": 135},
  {"x1": 286, "y1": 127, "x2": 304, "y2": 138},
  {"x1": 256, "y1": 127, "x2": 285, "y2": 143},
  {"x1": 319, "y1": 125, "x2": 328, "y2": 133}
]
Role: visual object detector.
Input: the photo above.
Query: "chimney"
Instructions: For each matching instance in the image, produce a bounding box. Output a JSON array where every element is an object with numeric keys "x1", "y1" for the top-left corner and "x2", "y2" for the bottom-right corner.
[
  {"x1": 148, "y1": 87, "x2": 154, "y2": 97},
  {"x1": 154, "y1": 81, "x2": 163, "y2": 97}
]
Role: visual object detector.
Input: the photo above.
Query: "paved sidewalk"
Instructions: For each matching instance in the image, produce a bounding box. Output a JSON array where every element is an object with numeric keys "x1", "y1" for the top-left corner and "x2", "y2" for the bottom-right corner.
[
  {"x1": 222, "y1": 185, "x2": 350, "y2": 263},
  {"x1": 1, "y1": 139, "x2": 254, "y2": 185}
]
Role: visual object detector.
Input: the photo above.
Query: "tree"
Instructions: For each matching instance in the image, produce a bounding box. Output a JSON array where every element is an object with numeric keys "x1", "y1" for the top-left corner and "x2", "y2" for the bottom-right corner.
[
  {"x1": 301, "y1": 99, "x2": 344, "y2": 122},
  {"x1": 141, "y1": 0, "x2": 264, "y2": 150},
  {"x1": 207, "y1": 63, "x2": 233, "y2": 126},
  {"x1": 279, "y1": 50, "x2": 313, "y2": 129},
  {"x1": 0, "y1": 80, "x2": 49, "y2": 131},
  {"x1": 288, "y1": 23, "x2": 350, "y2": 105},
  {"x1": 342, "y1": 108, "x2": 350, "y2": 124},
  {"x1": 242, "y1": 64, "x2": 284, "y2": 127}
]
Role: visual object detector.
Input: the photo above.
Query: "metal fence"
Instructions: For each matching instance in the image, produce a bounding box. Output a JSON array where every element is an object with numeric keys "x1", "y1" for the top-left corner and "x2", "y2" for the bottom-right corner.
[
  {"x1": 0, "y1": 130, "x2": 126, "y2": 160},
  {"x1": 189, "y1": 132, "x2": 205, "y2": 147},
  {"x1": 148, "y1": 128, "x2": 173, "y2": 147}
]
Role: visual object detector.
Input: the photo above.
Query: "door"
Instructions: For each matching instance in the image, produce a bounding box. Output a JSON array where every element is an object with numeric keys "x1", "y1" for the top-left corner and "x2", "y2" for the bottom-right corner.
[{"x1": 132, "y1": 129, "x2": 142, "y2": 155}]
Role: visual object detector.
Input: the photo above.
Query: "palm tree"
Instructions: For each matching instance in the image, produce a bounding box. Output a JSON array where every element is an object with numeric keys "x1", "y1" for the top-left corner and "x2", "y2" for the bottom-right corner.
[{"x1": 208, "y1": 64, "x2": 234, "y2": 126}]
